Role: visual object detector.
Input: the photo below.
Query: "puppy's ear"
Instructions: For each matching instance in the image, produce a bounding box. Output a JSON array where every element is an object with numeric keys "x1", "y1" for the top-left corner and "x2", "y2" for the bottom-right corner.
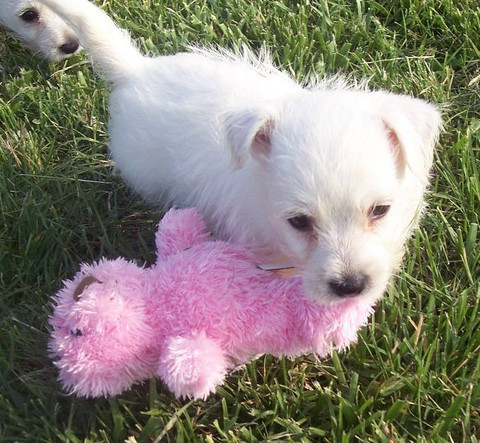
[
  {"x1": 223, "y1": 109, "x2": 276, "y2": 169},
  {"x1": 379, "y1": 94, "x2": 442, "y2": 183}
]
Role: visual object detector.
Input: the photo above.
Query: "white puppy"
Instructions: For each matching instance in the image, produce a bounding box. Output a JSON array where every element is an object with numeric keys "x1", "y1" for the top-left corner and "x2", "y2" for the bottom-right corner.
[
  {"x1": 39, "y1": 0, "x2": 442, "y2": 305},
  {"x1": 0, "y1": 0, "x2": 80, "y2": 61}
]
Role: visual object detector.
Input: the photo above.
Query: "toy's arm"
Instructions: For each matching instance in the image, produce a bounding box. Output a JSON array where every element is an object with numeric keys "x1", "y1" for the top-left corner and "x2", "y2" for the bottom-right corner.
[
  {"x1": 155, "y1": 208, "x2": 211, "y2": 261},
  {"x1": 310, "y1": 300, "x2": 374, "y2": 357},
  {"x1": 157, "y1": 333, "x2": 228, "y2": 400}
]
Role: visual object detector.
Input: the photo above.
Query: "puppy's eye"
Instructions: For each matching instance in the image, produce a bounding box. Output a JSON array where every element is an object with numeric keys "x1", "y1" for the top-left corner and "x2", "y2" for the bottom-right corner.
[
  {"x1": 20, "y1": 9, "x2": 39, "y2": 23},
  {"x1": 369, "y1": 204, "x2": 391, "y2": 220},
  {"x1": 288, "y1": 215, "x2": 313, "y2": 231}
]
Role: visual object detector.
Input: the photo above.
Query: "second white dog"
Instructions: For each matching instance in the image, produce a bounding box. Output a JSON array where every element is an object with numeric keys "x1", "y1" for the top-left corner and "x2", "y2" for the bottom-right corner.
[
  {"x1": 39, "y1": 0, "x2": 442, "y2": 305},
  {"x1": 0, "y1": 0, "x2": 80, "y2": 61}
]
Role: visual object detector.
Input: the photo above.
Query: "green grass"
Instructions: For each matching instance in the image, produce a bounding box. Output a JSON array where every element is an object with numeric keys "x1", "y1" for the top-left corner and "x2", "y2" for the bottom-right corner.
[{"x1": 1, "y1": 0, "x2": 479, "y2": 441}]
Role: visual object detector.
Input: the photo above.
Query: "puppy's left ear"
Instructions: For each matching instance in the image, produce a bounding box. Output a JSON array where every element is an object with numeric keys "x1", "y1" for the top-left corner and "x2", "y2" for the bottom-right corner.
[
  {"x1": 379, "y1": 94, "x2": 442, "y2": 183},
  {"x1": 223, "y1": 108, "x2": 276, "y2": 169}
]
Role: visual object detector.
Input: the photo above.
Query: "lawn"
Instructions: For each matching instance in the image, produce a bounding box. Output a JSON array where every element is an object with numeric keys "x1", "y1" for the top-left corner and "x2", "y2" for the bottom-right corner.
[{"x1": 0, "y1": 0, "x2": 479, "y2": 441}]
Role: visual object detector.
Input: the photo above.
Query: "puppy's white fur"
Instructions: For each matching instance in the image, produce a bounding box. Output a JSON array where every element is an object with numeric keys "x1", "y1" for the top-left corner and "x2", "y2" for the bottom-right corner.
[
  {"x1": 0, "y1": 0, "x2": 79, "y2": 61},
  {"x1": 39, "y1": 0, "x2": 442, "y2": 304}
]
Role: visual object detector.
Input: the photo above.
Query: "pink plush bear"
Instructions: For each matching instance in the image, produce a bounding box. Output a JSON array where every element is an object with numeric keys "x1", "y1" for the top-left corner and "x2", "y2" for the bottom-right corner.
[{"x1": 49, "y1": 208, "x2": 376, "y2": 400}]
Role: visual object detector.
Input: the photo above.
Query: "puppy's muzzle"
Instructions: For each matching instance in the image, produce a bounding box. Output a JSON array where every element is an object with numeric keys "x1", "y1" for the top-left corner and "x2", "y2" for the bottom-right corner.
[
  {"x1": 59, "y1": 38, "x2": 80, "y2": 55},
  {"x1": 328, "y1": 273, "x2": 370, "y2": 298}
]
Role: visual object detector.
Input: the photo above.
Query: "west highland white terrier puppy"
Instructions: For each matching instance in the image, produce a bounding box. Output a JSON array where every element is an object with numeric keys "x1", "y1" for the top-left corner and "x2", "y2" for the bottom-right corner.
[
  {"x1": 0, "y1": 0, "x2": 80, "y2": 61},
  {"x1": 40, "y1": 0, "x2": 442, "y2": 305}
]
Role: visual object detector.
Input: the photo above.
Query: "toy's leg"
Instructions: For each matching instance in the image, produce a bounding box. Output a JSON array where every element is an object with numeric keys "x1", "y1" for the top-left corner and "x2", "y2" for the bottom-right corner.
[{"x1": 157, "y1": 333, "x2": 229, "y2": 400}]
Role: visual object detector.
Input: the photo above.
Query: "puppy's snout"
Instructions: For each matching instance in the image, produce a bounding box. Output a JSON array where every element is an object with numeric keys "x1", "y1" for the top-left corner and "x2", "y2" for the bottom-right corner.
[
  {"x1": 59, "y1": 39, "x2": 80, "y2": 55},
  {"x1": 328, "y1": 273, "x2": 370, "y2": 298}
]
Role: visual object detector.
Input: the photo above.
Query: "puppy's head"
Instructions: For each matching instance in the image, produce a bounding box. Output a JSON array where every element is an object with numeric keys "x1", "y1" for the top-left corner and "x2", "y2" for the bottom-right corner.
[
  {"x1": 0, "y1": 0, "x2": 80, "y2": 61},
  {"x1": 226, "y1": 89, "x2": 441, "y2": 304}
]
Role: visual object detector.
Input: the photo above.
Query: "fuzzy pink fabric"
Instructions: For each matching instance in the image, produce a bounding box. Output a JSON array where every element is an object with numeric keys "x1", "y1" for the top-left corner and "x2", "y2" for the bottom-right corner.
[{"x1": 49, "y1": 208, "x2": 376, "y2": 400}]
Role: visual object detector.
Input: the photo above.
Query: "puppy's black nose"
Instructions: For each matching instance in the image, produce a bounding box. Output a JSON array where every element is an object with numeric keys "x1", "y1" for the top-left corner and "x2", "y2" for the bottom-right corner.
[
  {"x1": 329, "y1": 274, "x2": 369, "y2": 297},
  {"x1": 59, "y1": 39, "x2": 80, "y2": 55}
]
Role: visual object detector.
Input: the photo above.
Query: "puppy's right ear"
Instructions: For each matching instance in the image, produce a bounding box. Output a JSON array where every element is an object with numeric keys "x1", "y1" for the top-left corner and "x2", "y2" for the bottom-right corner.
[{"x1": 223, "y1": 109, "x2": 276, "y2": 169}]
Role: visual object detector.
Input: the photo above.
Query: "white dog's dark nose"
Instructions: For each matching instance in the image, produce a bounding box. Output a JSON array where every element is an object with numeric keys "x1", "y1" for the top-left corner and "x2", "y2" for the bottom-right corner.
[
  {"x1": 59, "y1": 39, "x2": 80, "y2": 55},
  {"x1": 328, "y1": 274, "x2": 369, "y2": 297}
]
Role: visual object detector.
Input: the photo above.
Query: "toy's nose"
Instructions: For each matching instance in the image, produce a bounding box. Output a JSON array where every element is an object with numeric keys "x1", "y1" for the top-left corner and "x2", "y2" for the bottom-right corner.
[{"x1": 328, "y1": 274, "x2": 369, "y2": 297}]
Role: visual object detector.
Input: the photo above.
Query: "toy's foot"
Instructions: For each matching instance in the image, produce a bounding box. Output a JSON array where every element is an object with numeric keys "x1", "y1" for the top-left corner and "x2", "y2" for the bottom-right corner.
[{"x1": 157, "y1": 332, "x2": 228, "y2": 399}]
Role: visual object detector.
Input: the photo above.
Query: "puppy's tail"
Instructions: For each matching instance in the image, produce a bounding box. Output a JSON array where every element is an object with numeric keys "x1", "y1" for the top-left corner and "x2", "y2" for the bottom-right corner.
[{"x1": 39, "y1": 0, "x2": 144, "y2": 82}]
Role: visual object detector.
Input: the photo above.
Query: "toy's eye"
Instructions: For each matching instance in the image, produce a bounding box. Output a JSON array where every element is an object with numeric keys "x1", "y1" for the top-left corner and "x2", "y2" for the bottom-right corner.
[
  {"x1": 20, "y1": 9, "x2": 39, "y2": 23},
  {"x1": 288, "y1": 215, "x2": 313, "y2": 232},
  {"x1": 368, "y1": 204, "x2": 391, "y2": 221},
  {"x1": 71, "y1": 329, "x2": 83, "y2": 337}
]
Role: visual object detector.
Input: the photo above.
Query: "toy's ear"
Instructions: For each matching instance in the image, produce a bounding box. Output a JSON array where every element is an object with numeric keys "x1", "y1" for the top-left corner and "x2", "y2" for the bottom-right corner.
[
  {"x1": 377, "y1": 93, "x2": 442, "y2": 183},
  {"x1": 73, "y1": 275, "x2": 100, "y2": 301},
  {"x1": 156, "y1": 208, "x2": 211, "y2": 262}
]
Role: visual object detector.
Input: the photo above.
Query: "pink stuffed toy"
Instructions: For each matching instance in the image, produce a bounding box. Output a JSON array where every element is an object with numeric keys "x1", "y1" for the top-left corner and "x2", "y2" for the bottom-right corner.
[{"x1": 49, "y1": 208, "x2": 376, "y2": 400}]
